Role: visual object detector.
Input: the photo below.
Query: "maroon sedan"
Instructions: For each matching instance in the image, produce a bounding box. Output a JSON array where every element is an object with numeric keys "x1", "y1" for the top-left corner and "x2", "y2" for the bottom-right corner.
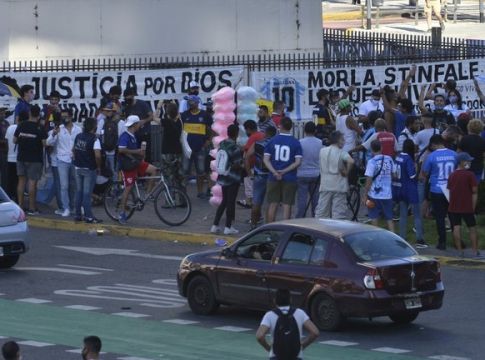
[{"x1": 177, "y1": 219, "x2": 444, "y2": 330}]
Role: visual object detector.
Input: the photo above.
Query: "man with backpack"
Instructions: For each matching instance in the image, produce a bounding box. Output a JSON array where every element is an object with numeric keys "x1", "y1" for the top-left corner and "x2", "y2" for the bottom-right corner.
[
  {"x1": 96, "y1": 102, "x2": 124, "y2": 182},
  {"x1": 210, "y1": 124, "x2": 243, "y2": 235},
  {"x1": 256, "y1": 289, "x2": 319, "y2": 360}
]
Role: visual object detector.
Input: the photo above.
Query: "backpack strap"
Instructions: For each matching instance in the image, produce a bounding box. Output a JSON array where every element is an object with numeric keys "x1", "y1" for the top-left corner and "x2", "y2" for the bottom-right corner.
[
  {"x1": 272, "y1": 307, "x2": 283, "y2": 317},
  {"x1": 287, "y1": 307, "x2": 296, "y2": 316}
]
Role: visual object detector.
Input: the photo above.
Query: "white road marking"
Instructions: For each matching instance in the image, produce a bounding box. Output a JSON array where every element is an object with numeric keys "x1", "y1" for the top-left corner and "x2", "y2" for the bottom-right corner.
[
  {"x1": 112, "y1": 312, "x2": 149, "y2": 318},
  {"x1": 64, "y1": 305, "x2": 101, "y2": 311},
  {"x1": 58, "y1": 264, "x2": 114, "y2": 271},
  {"x1": 118, "y1": 357, "x2": 155, "y2": 360},
  {"x1": 66, "y1": 349, "x2": 107, "y2": 355},
  {"x1": 15, "y1": 267, "x2": 100, "y2": 275},
  {"x1": 17, "y1": 340, "x2": 53, "y2": 347},
  {"x1": 320, "y1": 340, "x2": 358, "y2": 347},
  {"x1": 56, "y1": 246, "x2": 183, "y2": 261},
  {"x1": 152, "y1": 279, "x2": 178, "y2": 286},
  {"x1": 163, "y1": 319, "x2": 199, "y2": 325},
  {"x1": 55, "y1": 282, "x2": 186, "y2": 309},
  {"x1": 16, "y1": 298, "x2": 52, "y2": 304},
  {"x1": 372, "y1": 347, "x2": 411, "y2": 354},
  {"x1": 214, "y1": 326, "x2": 252, "y2": 332},
  {"x1": 429, "y1": 356, "x2": 471, "y2": 360}
]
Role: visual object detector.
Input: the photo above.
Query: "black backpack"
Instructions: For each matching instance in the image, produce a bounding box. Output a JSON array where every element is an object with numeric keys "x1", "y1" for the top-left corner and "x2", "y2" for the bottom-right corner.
[
  {"x1": 272, "y1": 307, "x2": 301, "y2": 360},
  {"x1": 103, "y1": 119, "x2": 118, "y2": 152}
]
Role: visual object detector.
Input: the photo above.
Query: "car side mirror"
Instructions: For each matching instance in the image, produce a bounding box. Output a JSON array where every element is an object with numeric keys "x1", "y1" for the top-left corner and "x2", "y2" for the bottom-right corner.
[{"x1": 222, "y1": 248, "x2": 235, "y2": 258}]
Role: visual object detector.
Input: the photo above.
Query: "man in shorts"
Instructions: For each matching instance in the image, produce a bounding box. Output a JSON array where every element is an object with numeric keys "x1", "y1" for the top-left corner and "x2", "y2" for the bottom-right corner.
[
  {"x1": 117, "y1": 115, "x2": 157, "y2": 224},
  {"x1": 13, "y1": 105, "x2": 47, "y2": 215},
  {"x1": 263, "y1": 117, "x2": 302, "y2": 222},
  {"x1": 425, "y1": 0, "x2": 445, "y2": 32},
  {"x1": 363, "y1": 140, "x2": 395, "y2": 231}
]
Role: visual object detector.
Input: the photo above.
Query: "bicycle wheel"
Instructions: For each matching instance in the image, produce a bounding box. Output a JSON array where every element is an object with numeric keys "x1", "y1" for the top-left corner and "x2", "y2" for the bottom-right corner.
[
  {"x1": 154, "y1": 187, "x2": 191, "y2": 226},
  {"x1": 347, "y1": 185, "x2": 361, "y2": 221},
  {"x1": 103, "y1": 181, "x2": 136, "y2": 221}
]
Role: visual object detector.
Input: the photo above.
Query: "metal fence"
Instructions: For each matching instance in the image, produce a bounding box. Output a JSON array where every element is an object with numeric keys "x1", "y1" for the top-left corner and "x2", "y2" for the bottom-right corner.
[{"x1": 1, "y1": 29, "x2": 484, "y2": 74}]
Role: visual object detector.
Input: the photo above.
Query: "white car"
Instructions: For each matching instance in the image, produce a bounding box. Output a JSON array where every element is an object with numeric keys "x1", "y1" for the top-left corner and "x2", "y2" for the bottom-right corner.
[{"x1": 0, "y1": 187, "x2": 29, "y2": 268}]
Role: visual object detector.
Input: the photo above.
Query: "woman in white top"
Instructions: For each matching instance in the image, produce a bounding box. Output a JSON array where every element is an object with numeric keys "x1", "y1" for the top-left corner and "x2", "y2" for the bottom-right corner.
[{"x1": 444, "y1": 89, "x2": 470, "y2": 121}]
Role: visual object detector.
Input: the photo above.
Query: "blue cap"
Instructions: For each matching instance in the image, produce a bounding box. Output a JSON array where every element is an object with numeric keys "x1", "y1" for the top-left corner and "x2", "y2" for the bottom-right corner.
[
  {"x1": 456, "y1": 152, "x2": 474, "y2": 163},
  {"x1": 184, "y1": 95, "x2": 201, "y2": 103}
]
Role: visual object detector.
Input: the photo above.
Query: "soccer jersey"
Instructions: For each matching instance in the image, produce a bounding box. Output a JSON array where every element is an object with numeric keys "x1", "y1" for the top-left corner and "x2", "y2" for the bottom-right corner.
[
  {"x1": 364, "y1": 154, "x2": 394, "y2": 200},
  {"x1": 264, "y1": 133, "x2": 302, "y2": 182},
  {"x1": 422, "y1": 148, "x2": 457, "y2": 194},
  {"x1": 394, "y1": 152, "x2": 418, "y2": 203},
  {"x1": 181, "y1": 109, "x2": 212, "y2": 152}
]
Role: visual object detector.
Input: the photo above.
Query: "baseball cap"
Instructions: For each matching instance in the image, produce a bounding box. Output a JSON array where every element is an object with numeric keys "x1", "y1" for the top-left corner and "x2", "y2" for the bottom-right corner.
[
  {"x1": 189, "y1": 81, "x2": 200, "y2": 88},
  {"x1": 184, "y1": 94, "x2": 201, "y2": 103},
  {"x1": 456, "y1": 152, "x2": 474, "y2": 163},
  {"x1": 125, "y1": 115, "x2": 140, "y2": 128},
  {"x1": 338, "y1": 99, "x2": 351, "y2": 110}
]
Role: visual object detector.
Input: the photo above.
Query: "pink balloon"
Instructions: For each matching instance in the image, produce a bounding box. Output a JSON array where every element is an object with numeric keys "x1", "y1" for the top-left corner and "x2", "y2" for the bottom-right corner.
[
  {"x1": 210, "y1": 160, "x2": 217, "y2": 171},
  {"x1": 211, "y1": 122, "x2": 228, "y2": 137},
  {"x1": 214, "y1": 102, "x2": 236, "y2": 113},
  {"x1": 210, "y1": 171, "x2": 218, "y2": 182},
  {"x1": 214, "y1": 112, "x2": 236, "y2": 124},
  {"x1": 212, "y1": 135, "x2": 227, "y2": 148},
  {"x1": 211, "y1": 184, "x2": 222, "y2": 197},
  {"x1": 209, "y1": 195, "x2": 222, "y2": 207},
  {"x1": 212, "y1": 87, "x2": 236, "y2": 103}
]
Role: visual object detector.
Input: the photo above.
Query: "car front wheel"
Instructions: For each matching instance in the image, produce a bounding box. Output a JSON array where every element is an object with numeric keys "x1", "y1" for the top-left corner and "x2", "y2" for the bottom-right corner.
[
  {"x1": 389, "y1": 311, "x2": 419, "y2": 324},
  {"x1": 187, "y1": 275, "x2": 219, "y2": 315},
  {"x1": 310, "y1": 293, "x2": 343, "y2": 331},
  {"x1": 0, "y1": 255, "x2": 20, "y2": 269}
]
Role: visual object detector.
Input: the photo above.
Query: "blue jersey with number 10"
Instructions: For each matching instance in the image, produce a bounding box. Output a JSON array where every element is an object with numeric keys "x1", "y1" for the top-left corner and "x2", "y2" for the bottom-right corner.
[
  {"x1": 264, "y1": 133, "x2": 303, "y2": 182},
  {"x1": 423, "y1": 148, "x2": 457, "y2": 194}
]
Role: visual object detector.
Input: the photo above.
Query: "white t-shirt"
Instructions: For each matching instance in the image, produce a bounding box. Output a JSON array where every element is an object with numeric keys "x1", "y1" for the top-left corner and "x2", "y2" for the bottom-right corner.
[
  {"x1": 319, "y1": 145, "x2": 351, "y2": 193},
  {"x1": 415, "y1": 128, "x2": 438, "y2": 152},
  {"x1": 444, "y1": 103, "x2": 469, "y2": 120},
  {"x1": 364, "y1": 154, "x2": 394, "y2": 200},
  {"x1": 5, "y1": 124, "x2": 17, "y2": 162},
  {"x1": 336, "y1": 114, "x2": 358, "y2": 152},
  {"x1": 396, "y1": 128, "x2": 417, "y2": 152},
  {"x1": 358, "y1": 99, "x2": 384, "y2": 117},
  {"x1": 260, "y1": 306, "x2": 310, "y2": 359}
]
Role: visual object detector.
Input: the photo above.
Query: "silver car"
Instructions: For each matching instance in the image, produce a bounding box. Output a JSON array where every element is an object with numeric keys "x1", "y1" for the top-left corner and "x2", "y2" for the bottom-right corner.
[{"x1": 0, "y1": 187, "x2": 29, "y2": 268}]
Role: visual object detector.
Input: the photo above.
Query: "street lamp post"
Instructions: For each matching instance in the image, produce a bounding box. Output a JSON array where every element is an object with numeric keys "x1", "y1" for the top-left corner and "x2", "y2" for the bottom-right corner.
[{"x1": 366, "y1": 0, "x2": 372, "y2": 29}]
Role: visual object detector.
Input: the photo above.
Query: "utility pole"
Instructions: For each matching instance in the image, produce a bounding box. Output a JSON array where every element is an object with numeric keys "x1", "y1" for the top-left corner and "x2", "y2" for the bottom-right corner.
[
  {"x1": 366, "y1": 0, "x2": 372, "y2": 29},
  {"x1": 480, "y1": 0, "x2": 484, "y2": 23}
]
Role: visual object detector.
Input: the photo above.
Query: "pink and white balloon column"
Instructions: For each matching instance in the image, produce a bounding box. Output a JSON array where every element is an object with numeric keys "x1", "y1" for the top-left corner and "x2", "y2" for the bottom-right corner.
[
  {"x1": 236, "y1": 86, "x2": 259, "y2": 146},
  {"x1": 209, "y1": 87, "x2": 236, "y2": 206}
]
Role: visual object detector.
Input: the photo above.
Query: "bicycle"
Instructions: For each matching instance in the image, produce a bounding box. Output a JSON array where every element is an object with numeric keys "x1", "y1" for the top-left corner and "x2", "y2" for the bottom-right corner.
[
  {"x1": 103, "y1": 173, "x2": 191, "y2": 226},
  {"x1": 347, "y1": 176, "x2": 367, "y2": 222}
]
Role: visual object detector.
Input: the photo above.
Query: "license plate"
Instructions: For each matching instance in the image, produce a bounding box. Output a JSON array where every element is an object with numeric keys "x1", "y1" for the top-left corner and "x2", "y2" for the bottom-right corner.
[{"x1": 404, "y1": 296, "x2": 422, "y2": 309}]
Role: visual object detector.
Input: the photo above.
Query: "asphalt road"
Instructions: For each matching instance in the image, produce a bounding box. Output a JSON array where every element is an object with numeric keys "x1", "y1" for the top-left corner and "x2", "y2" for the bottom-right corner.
[{"x1": 0, "y1": 227, "x2": 483, "y2": 360}]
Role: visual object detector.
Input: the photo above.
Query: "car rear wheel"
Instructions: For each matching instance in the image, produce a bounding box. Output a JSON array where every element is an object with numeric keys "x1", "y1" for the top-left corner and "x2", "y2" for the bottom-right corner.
[
  {"x1": 187, "y1": 276, "x2": 219, "y2": 315},
  {"x1": 310, "y1": 293, "x2": 342, "y2": 331},
  {"x1": 0, "y1": 255, "x2": 20, "y2": 269},
  {"x1": 389, "y1": 311, "x2": 419, "y2": 324}
]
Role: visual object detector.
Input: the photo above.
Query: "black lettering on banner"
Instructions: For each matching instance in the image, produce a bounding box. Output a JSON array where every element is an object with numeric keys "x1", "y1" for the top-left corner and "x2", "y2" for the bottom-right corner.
[
  {"x1": 75, "y1": 76, "x2": 90, "y2": 99},
  {"x1": 125, "y1": 75, "x2": 137, "y2": 93},
  {"x1": 32, "y1": 77, "x2": 41, "y2": 100},
  {"x1": 99, "y1": 76, "x2": 114, "y2": 96},
  {"x1": 384, "y1": 67, "x2": 396, "y2": 84},
  {"x1": 308, "y1": 71, "x2": 322, "y2": 89},
  {"x1": 470, "y1": 61, "x2": 479, "y2": 78},
  {"x1": 335, "y1": 70, "x2": 349, "y2": 88},
  {"x1": 434, "y1": 64, "x2": 445, "y2": 82},
  {"x1": 92, "y1": 73, "x2": 98, "y2": 99},
  {"x1": 363, "y1": 70, "x2": 375, "y2": 86},
  {"x1": 418, "y1": 65, "x2": 433, "y2": 83},
  {"x1": 116, "y1": 72, "x2": 123, "y2": 88},
  {"x1": 153, "y1": 77, "x2": 164, "y2": 95},
  {"x1": 324, "y1": 71, "x2": 336, "y2": 87},
  {"x1": 219, "y1": 70, "x2": 232, "y2": 87},
  {"x1": 273, "y1": 86, "x2": 295, "y2": 113},
  {"x1": 200, "y1": 71, "x2": 216, "y2": 92},
  {"x1": 165, "y1": 76, "x2": 176, "y2": 93},
  {"x1": 181, "y1": 72, "x2": 192, "y2": 92},
  {"x1": 308, "y1": 89, "x2": 318, "y2": 106},
  {"x1": 41, "y1": 77, "x2": 48, "y2": 100},
  {"x1": 58, "y1": 76, "x2": 73, "y2": 99},
  {"x1": 144, "y1": 77, "x2": 154, "y2": 96}
]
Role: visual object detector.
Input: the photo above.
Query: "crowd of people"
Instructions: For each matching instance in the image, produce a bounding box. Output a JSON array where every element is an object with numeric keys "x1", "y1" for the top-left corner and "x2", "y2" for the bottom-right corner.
[{"x1": 0, "y1": 77, "x2": 484, "y2": 256}]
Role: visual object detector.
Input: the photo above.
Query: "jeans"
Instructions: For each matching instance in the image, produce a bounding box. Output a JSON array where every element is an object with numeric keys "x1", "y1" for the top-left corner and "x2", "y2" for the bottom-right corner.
[
  {"x1": 75, "y1": 168, "x2": 96, "y2": 219},
  {"x1": 105, "y1": 153, "x2": 118, "y2": 183},
  {"x1": 430, "y1": 192, "x2": 449, "y2": 246},
  {"x1": 44, "y1": 166, "x2": 63, "y2": 209},
  {"x1": 58, "y1": 160, "x2": 77, "y2": 211},
  {"x1": 295, "y1": 176, "x2": 320, "y2": 218},
  {"x1": 213, "y1": 182, "x2": 240, "y2": 228},
  {"x1": 399, "y1": 201, "x2": 424, "y2": 241}
]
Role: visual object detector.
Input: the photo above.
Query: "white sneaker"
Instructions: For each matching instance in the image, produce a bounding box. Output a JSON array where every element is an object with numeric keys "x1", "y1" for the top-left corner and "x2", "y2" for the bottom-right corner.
[
  {"x1": 61, "y1": 209, "x2": 70, "y2": 217},
  {"x1": 210, "y1": 225, "x2": 221, "y2": 234},
  {"x1": 54, "y1": 209, "x2": 64, "y2": 216},
  {"x1": 224, "y1": 227, "x2": 239, "y2": 235}
]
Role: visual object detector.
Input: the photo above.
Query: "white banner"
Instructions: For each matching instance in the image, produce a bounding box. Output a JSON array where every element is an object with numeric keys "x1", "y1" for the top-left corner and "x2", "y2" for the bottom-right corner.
[
  {"x1": 1, "y1": 66, "x2": 246, "y2": 122},
  {"x1": 251, "y1": 59, "x2": 485, "y2": 121}
]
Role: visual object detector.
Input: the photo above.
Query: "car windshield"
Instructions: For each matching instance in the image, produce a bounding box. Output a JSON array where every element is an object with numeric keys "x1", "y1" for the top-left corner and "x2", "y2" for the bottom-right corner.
[{"x1": 344, "y1": 230, "x2": 416, "y2": 262}]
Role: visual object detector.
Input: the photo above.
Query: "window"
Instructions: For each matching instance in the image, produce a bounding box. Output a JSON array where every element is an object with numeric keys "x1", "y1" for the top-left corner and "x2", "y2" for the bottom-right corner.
[
  {"x1": 236, "y1": 230, "x2": 283, "y2": 261},
  {"x1": 309, "y1": 238, "x2": 329, "y2": 266},
  {"x1": 280, "y1": 233, "x2": 314, "y2": 265},
  {"x1": 344, "y1": 230, "x2": 416, "y2": 262}
]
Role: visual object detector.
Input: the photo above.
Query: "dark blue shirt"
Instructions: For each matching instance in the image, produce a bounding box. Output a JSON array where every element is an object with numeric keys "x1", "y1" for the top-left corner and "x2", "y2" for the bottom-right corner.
[
  {"x1": 394, "y1": 153, "x2": 418, "y2": 203},
  {"x1": 181, "y1": 110, "x2": 212, "y2": 153},
  {"x1": 264, "y1": 133, "x2": 302, "y2": 182},
  {"x1": 14, "y1": 99, "x2": 30, "y2": 119},
  {"x1": 73, "y1": 132, "x2": 98, "y2": 170}
]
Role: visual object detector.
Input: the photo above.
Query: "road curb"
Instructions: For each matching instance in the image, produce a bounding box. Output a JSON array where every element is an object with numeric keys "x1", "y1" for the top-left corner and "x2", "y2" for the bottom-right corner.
[
  {"x1": 433, "y1": 255, "x2": 485, "y2": 271},
  {"x1": 28, "y1": 217, "x2": 236, "y2": 245}
]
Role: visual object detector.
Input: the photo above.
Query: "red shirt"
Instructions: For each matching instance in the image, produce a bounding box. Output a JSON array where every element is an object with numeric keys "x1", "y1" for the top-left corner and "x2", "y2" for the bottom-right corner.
[
  {"x1": 244, "y1": 131, "x2": 265, "y2": 167},
  {"x1": 377, "y1": 131, "x2": 396, "y2": 157},
  {"x1": 447, "y1": 169, "x2": 478, "y2": 213},
  {"x1": 271, "y1": 113, "x2": 283, "y2": 128}
]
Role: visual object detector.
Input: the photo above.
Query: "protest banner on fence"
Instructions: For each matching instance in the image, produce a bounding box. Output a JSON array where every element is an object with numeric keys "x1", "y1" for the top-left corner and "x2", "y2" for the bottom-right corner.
[
  {"x1": 0, "y1": 66, "x2": 246, "y2": 122},
  {"x1": 251, "y1": 59, "x2": 485, "y2": 121}
]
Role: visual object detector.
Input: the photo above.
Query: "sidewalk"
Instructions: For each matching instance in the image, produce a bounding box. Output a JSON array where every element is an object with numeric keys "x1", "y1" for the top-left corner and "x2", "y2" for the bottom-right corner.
[
  {"x1": 323, "y1": 0, "x2": 485, "y2": 40},
  {"x1": 28, "y1": 181, "x2": 485, "y2": 269}
]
